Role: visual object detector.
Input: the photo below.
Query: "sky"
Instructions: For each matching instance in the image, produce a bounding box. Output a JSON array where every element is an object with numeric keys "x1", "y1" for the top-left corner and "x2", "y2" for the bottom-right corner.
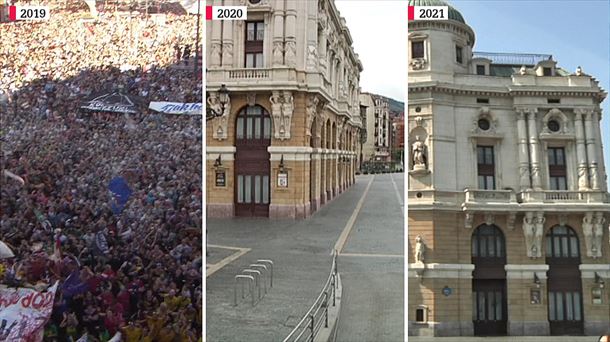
[
  {"x1": 335, "y1": 1, "x2": 407, "y2": 102},
  {"x1": 451, "y1": 0, "x2": 610, "y2": 189}
]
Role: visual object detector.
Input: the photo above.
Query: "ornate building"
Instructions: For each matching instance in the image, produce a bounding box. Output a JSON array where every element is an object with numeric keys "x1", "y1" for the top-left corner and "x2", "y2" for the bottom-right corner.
[
  {"x1": 206, "y1": 0, "x2": 363, "y2": 218},
  {"x1": 359, "y1": 92, "x2": 391, "y2": 162},
  {"x1": 408, "y1": 0, "x2": 609, "y2": 337}
]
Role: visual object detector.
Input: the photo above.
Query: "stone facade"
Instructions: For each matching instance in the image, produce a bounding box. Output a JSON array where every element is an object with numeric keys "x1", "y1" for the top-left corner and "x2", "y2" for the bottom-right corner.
[
  {"x1": 408, "y1": 0, "x2": 610, "y2": 337},
  {"x1": 359, "y1": 92, "x2": 391, "y2": 162},
  {"x1": 206, "y1": 0, "x2": 363, "y2": 218}
]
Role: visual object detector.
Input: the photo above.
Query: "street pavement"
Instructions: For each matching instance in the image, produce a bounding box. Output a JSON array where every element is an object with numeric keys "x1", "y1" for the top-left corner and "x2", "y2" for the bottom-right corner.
[
  {"x1": 335, "y1": 173, "x2": 404, "y2": 342},
  {"x1": 205, "y1": 174, "x2": 405, "y2": 342}
]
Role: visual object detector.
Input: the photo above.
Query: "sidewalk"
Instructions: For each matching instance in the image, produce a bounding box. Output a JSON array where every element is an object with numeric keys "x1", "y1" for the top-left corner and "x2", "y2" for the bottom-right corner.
[{"x1": 206, "y1": 176, "x2": 372, "y2": 342}]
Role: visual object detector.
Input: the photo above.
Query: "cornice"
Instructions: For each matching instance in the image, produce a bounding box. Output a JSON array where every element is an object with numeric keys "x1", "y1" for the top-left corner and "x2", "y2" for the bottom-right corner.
[{"x1": 408, "y1": 82, "x2": 605, "y2": 99}]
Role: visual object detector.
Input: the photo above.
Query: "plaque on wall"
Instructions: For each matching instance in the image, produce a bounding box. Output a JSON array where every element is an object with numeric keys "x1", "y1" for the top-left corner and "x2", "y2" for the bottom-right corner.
[
  {"x1": 215, "y1": 171, "x2": 226, "y2": 187},
  {"x1": 530, "y1": 289, "x2": 541, "y2": 305},
  {"x1": 277, "y1": 171, "x2": 288, "y2": 188},
  {"x1": 592, "y1": 288, "x2": 603, "y2": 305}
]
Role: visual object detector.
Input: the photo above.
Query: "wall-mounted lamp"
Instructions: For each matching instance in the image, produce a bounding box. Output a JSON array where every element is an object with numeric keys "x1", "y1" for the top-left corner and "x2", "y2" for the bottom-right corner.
[
  {"x1": 214, "y1": 154, "x2": 222, "y2": 168},
  {"x1": 595, "y1": 272, "x2": 605, "y2": 289},
  {"x1": 533, "y1": 273, "x2": 541, "y2": 288},
  {"x1": 206, "y1": 84, "x2": 230, "y2": 121},
  {"x1": 279, "y1": 155, "x2": 286, "y2": 172}
]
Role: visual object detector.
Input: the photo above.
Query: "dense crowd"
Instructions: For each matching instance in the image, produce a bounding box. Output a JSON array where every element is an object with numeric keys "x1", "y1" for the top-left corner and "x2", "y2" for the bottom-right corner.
[{"x1": 1, "y1": 5, "x2": 202, "y2": 342}]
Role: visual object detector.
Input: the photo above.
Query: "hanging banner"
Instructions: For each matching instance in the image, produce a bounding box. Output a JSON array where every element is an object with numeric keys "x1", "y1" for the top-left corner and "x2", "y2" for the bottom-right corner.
[
  {"x1": 148, "y1": 101, "x2": 202, "y2": 115},
  {"x1": 81, "y1": 92, "x2": 142, "y2": 114},
  {"x1": 0, "y1": 282, "x2": 59, "y2": 341}
]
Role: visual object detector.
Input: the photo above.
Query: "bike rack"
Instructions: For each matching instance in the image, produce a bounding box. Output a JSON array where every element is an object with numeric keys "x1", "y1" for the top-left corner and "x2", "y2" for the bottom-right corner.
[
  {"x1": 234, "y1": 275, "x2": 255, "y2": 306},
  {"x1": 250, "y1": 264, "x2": 269, "y2": 293},
  {"x1": 242, "y1": 269, "x2": 262, "y2": 300},
  {"x1": 233, "y1": 258, "x2": 274, "y2": 307},
  {"x1": 257, "y1": 259, "x2": 274, "y2": 287}
]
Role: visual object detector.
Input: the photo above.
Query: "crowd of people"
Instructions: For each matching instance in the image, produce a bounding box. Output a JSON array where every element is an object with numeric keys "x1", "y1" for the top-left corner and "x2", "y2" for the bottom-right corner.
[{"x1": 1, "y1": 3, "x2": 202, "y2": 341}]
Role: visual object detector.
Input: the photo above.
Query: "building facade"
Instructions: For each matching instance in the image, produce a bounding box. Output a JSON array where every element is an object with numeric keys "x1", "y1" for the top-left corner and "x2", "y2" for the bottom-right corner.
[
  {"x1": 206, "y1": 0, "x2": 363, "y2": 218},
  {"x1": 359, "y1": 92, "x2": 391, "y2": 163},
  {"x1": 408, "y1": 0, "x2": 610, "y2": 337}
]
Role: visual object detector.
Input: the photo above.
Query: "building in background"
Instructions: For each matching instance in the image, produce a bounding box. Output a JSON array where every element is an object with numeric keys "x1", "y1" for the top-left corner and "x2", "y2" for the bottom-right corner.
[
  {"x1": 206, "y1": 0, "x2": 363, "y2": 218},
  {"x1": 359, "y1": 92, "x2": 391, "y2": 163},
  {"x1": 408, "y1": 0, "x2": 609, "y2": 337},
  {"x1": 392, "y1": 114, "x2": 405, "y2": 169}
]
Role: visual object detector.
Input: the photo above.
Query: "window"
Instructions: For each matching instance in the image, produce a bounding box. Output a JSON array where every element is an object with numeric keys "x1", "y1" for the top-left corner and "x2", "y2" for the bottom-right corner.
[
  {"x1": 478, "y1": 118, "x2": 491, "y2": 131},
  {"x1": 547, "y1": 98, "x2": 560, "y2": 104},
  {"x1": 546, "y1": 226, "x2": 579, "y2": 258},
  {"x1": 547, "y1": 120, "x2": 561, "y2": 132},
  {"x1": 548, "y1": 147, "x2": 567, "y2": 190},
  {"x1": 236, "y1": 105, "x2": 271, "y2": 142},
  {"x1": 415, "y1": 307, "x2": 427, "y2": 323},
  {"x1": 456, "y1": 45, "x2": 463, "y2": 64},
  {"x1": 543, "y1": 67, "x2": 552, "y2": 76},
  {"x1": 245, "y1": 21, "x2": 264, "y2": 68},
  {"x1": 472, "y1": 224, "x2": 505, "y2": 258},
  {"x1": 476, "y1": 98, "x2": 489, "y2": 104},
  {"x1": 411, "y1": 41, "x2": 424, "y2": 59},
  {"x1": 477, "y1": 146, "x2": 495, "y2": 190},
  {"x1": 476, "y1": 65, "x2": 485, "y2": 75}
]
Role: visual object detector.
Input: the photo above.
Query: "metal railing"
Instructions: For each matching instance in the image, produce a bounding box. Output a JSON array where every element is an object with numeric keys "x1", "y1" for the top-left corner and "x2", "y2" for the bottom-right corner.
[
  {"x1": 473, "y1": 51, "x2": 552, "y2": 66},
  {"x1": 283, "y1": 251, "x2": 338, "y2": 342}
]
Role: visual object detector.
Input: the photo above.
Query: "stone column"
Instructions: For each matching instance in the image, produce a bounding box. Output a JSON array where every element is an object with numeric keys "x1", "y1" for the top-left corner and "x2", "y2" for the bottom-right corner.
[
  {"x1": 573, "y1": 109, "x2": 590, "y2": 190},
  {"x1": 593, "y1": 110, "x2": 607, "y2": 191},
  {"x1": 584, "y1": 110, "x2": 600, "y2": 190},
  {"x1": 284, "y1": 1, "x2": 297, "y2": 67},
  {"x1": 306, "y1": 0, "x2": 318, "y2": 71},
  {"x1": 221, "y1": 20, "x2": 233, "y2": 67},
  {"x1": 318, "y1": 26, "x2": 327, "y2": 72},
  {"x1": 272, "y1": 0, "x2": 285, "y2": 66},
  {"x1": 527, "y1": 109, "x2": 542, "y2": 189},
  {"x1": 209, "y1": 0, "x2": 223, "y2": 68}
]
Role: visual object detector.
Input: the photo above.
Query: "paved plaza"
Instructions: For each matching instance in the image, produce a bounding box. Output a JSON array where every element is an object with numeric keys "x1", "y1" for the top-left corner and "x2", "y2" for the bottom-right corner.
[{"x1": 206, "y1": 174, "x2": 404, "y2": 342}]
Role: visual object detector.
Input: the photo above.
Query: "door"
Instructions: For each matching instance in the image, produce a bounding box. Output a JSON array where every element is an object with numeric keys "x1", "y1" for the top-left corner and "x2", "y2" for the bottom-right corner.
[
  {"x1": 473, "y1": 280, "x2": 507, "y2": 336},
  {"x1": 472, "y1": 224, "x2": 507, "y2": 336},
  {"x1": 546, "y1": 225, "x2": 584, "y2": 335},
  {"x1": 235, "y1": 105, "x2": 271, "y2": 217}
]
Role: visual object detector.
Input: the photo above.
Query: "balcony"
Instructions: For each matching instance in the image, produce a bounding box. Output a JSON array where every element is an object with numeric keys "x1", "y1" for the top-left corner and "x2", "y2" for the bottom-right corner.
[
  {"x1": 228, "y1": 68, "x2": 270, "y2": 80},
  {"x1": 520, "y1": 190, "x2": 609, "y2": 204},
  {"x1": 464, "y1": 189, "x2": 516, "y2": 203}
]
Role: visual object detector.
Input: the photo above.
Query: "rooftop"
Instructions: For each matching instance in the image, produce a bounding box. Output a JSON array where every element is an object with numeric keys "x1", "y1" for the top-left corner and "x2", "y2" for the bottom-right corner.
[{"x1": 473, "y1": 51, "x2": 553, "y2": 66}]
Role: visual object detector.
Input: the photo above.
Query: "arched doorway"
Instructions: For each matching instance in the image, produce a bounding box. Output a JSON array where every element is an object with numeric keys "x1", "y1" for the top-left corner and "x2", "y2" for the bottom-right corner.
[
  {"x1": 472, "y1": 224, "x2": 507, "y2": 336},
  {"x1": 546, "y1": 225, "x2": 583, "y2": 335},
  {"x1": 234, "y1": 105, "x2": 271, "y2": 217}
]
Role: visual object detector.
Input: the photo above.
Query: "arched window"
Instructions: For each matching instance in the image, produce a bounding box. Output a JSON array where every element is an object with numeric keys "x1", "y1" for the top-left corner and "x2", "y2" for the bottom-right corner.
[
  {"x1": 236, "y1": 105, "x2": 271, "y2": 143},
  {"x1": 472, "y1": 224, "x2": 505, "y2": 259},
  {"x1": 546, "y1": 226, "x2": 579, "y2": 259}
]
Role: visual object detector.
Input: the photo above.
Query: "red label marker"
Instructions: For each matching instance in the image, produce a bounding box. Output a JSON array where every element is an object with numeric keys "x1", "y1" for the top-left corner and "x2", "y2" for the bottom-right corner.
[
  {"x1": 206, "y1": 6, "x2": 212, "y2": 20},
  {"x1": 408, "y1": 6, "x2": 414, "y2": 21},
  {"x1": 9, "y1": 5, "x2": 17, "y2": 21}
]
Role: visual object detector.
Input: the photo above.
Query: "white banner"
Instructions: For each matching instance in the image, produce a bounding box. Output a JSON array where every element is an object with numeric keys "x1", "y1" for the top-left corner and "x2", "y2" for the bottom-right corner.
[
  {"x1": 0, "y1": 282, "x2": 59, "y2": 341},
  {"x1": 149, "y1": 102, "x2": 202, "y2": 115}
]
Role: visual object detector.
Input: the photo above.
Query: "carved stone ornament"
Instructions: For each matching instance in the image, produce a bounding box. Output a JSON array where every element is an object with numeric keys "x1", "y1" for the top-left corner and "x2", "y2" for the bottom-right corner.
[
  {"x1": 270, "y1": 91, "x2": 294, "y2": 140},
  {"x1": 221, "y1": 42, "x2": 233, "y2": 66},
  {"x1": 208, "y1": 93, "x2": 230, "y2": 141},
  {"x1": 415, "y1": 116, "x2": 424, "y2": 127},
  {"x1": 411, "y1": 135, "x2": 428, "y2": 171},
  {"x1": 285, "y1": 40, "x2": 297, "y2": 67},
  {"x1": 272, "y1": 41, "x2": 284, "y2": 66},
  {"x1": 484, "y1": 213, "x2": 495, "y2": 226},
  {"x1": 210, "y1": 42, "x2": 222, "y2": 68},
  {"x1": 519, "y1": 65, "x2": 527, "y2": 75},
  {"x1": 584, "y1": 212, "x2": 605, "y2": 259},
  {"x1": 523, "y1": 212, "x2": 544, "y2": 258},
  {"x1": 541, "y1": 108, "x2": 569, "y2": 135},
  {"x1": 307, "y1": 43, "x2": 318, "y2": 71},
  {"x1": 306, "y1": 95, "x2": 320, "y2": 137},
  {"x1": 471, "y1": 107, "x2": 499, "y2": 135},
  {"x1": 246, "y1": 93, "x2": 256, "y2": 107},
  {"x1": 410, "y1": 58, "x2": 427, "y2": 70},
  {"x1": 415, "y1": 235, "x2": 426, "y2": 264}
]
